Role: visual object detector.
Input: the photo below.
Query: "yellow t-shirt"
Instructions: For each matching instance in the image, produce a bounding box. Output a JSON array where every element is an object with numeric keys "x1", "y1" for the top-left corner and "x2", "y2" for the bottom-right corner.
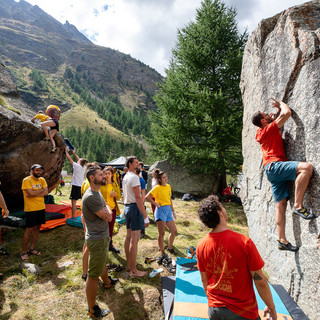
[
  {"x1": 113, "y1": 171, "x2": 119, "y2": 183},
  {"x1": 150, "y1": 184, "x2": 172, "y2": 206},
  {"x1": 81, "y1": 179, "x2": 90, "y2": 197},
  {"x1": 22, "y1": 176, "x2": 47, "y2": 212},
  {"x1": 100, "y1": 184, "x2": 116, "y2": 210},
  {"x1": 35, "y1": 114, "x2": 49, "y2": 122}
]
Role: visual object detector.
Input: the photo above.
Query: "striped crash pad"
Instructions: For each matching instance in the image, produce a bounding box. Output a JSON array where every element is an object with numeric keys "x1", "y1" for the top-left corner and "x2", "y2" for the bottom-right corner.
[{"x1": 172, "y1": 257, "x2": 296, "y2": 320}]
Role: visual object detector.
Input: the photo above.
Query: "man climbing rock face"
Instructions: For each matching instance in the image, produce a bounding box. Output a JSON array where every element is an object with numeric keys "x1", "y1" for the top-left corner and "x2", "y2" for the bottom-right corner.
[{"x1": 251, "y1": 99, "x2": 316, "y2": 252}]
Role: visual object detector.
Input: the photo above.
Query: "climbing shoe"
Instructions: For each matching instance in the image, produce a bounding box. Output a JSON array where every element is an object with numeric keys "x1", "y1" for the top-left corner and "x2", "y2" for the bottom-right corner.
[
  {"x1": 88, "y1": 304, "x2": 110, "y2": 318},
  {"x1": 278, "y1": 241, "x2": 299, "y2": 252},
  {"x1": 292, "y1": 207, "x2": 316, "y2": 220},
  {"x1": 166, "y1": 247, "x2": 177, "y2": 255}
]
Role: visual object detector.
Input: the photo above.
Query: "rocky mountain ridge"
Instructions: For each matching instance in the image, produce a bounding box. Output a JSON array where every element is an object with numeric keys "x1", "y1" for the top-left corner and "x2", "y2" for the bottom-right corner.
[{"x1": 0, "y1": 0, "x2": 162, "y2": 124}]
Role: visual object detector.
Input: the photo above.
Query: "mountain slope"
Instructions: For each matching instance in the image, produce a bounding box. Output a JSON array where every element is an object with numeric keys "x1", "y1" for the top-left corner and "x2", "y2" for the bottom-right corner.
[{"x1": 0, "y1": 0, "x2": 163, "y2": 161}]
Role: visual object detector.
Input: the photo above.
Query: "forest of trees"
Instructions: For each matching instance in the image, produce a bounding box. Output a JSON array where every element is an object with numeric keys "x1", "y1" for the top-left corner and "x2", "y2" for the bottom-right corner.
[
  {"x1": 63, "y1": 67, "x2": 152, "y2": 137},
  {"x1": 62, "y1": 126, "x2": 146, "y2": 173}
]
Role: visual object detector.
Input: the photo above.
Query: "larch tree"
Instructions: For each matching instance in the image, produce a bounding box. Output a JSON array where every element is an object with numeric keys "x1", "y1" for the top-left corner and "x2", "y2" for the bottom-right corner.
[{"x1": 151, "y1": 0, "x2": 247, "y2": 190}]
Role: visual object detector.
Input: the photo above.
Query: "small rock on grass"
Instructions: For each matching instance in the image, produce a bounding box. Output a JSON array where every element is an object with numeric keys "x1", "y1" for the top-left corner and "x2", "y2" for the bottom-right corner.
[{"x1": 21, "y1": 262, "x2": 42, "y2": 274}]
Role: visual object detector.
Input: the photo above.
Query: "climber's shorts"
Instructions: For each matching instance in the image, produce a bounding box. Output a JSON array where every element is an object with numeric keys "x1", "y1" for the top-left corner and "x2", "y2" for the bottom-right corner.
[{"x1": 265, "y1": 161, "x2": 299, "y2": 203}]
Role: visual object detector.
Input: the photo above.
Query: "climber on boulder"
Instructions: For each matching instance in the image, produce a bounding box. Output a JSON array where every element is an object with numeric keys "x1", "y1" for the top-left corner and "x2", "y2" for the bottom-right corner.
[
  {"x1": 251, "y1": 99, "x2": 316, "y2": 252},
  {"x1": 42, "y1": 105, "x2": 61, "y2": 153}
]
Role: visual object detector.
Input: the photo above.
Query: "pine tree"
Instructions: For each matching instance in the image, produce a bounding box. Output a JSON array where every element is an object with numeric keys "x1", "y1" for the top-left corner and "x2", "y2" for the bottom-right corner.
[{"x1": 151, "y1": 0, "x2": 247, "y2": 189}]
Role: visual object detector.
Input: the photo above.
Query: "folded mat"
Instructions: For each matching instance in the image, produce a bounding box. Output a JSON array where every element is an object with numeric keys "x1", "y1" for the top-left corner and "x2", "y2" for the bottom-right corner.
[
  {"x1": 45, "y1": 203, "x2": 71, "y2": 213},
  {"x1": 66, "y1": 216, "x2": 83, "y2": 228},
  {"x1": 45, "y1": 212, "x2": 65, "y2": 221},
  {"x1": 172, "y1": 257, "x2": 303, "y2": 320}
]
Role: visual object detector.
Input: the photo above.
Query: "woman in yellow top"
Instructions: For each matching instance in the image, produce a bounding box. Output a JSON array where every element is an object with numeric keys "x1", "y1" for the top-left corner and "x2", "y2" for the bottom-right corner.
[
  {"x1": 101, "y1": 167, "x2": 121, "y2": 253},
  {"x1": 145, "y1": 170, "x2": 177, "y2": 257}
]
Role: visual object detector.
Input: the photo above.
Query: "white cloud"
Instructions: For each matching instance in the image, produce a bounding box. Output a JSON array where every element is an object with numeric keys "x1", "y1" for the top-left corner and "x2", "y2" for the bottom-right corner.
[{"x1": 23, "y1": 0, "x2": 307, "y2": 76}]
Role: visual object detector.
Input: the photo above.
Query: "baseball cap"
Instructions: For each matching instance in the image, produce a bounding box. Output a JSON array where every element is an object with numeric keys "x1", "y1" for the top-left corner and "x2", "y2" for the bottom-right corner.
[{"x1": 31, "y1": 164, "x2": 44, "y2": 170}]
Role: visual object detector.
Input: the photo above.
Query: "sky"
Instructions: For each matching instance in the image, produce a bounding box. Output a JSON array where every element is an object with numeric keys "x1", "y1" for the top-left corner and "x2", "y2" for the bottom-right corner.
[{"x1": 22, "y1": 0, "x2": 307, "y2": 76}]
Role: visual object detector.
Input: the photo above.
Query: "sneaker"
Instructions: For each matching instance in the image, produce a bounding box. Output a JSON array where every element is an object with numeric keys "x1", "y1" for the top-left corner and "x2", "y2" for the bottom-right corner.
[
  {"x1": 292, "y1": 207, "x2": 316, "y2": 220},
  {"x1": 109, "y1": 246, "x2": 120, "y2": 254},
  {"x1": 88, "y1": 304, "x2": 110, "y2": 318},
  {"x1": 140, "y1": 230, "x2": 145, "y2": 239},
  {"x1": 167, "y1": 247, "x2": 177, "y2": 255},
  {"x1": 278, "y1": 241, "x2": 299, "y2": 252}
]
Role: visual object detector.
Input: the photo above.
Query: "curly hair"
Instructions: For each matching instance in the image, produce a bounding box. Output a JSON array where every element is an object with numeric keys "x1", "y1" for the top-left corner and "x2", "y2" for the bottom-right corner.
[{"x1": 197, "y1": 195, "x2": 222, "y2": 229}]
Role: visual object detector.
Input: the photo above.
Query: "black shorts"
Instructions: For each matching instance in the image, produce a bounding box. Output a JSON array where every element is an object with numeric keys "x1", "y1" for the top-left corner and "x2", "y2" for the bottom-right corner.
[
  {"x1": 50, "y1": 118, "x2": 59, "y2": 132},
  {"x1": 25, "y1": 209, "x2": 46, "y2": 228},
  {"x1": 69, "y1": 185, "x2": 82, "y2": 200}
]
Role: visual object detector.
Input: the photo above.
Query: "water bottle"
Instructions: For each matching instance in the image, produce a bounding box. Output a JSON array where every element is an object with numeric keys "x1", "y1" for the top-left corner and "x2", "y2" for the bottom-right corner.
[{"x1": 149, "y1": 267, "x2": 163, "y2": 278}]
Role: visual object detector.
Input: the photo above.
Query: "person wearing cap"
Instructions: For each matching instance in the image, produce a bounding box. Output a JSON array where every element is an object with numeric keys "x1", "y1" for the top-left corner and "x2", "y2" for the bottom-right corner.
[{"x1": 21, "y1": 164, "x2": 48, "y2": 261}]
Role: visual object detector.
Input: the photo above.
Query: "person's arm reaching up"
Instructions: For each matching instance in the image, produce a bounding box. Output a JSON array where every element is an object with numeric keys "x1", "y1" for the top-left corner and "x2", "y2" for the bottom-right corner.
[
  {"x1": 271, "y1": 99, "x2": 291, "y2": 129},
  {"x1": 65, "y1": 147, "x2": 74, "y2": 165}
]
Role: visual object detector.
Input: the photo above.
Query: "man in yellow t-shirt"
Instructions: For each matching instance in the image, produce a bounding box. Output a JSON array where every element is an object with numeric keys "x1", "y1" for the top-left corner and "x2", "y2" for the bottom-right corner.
[{"x1": 21, "y1": 164, "x2": 48, "y2": 262}]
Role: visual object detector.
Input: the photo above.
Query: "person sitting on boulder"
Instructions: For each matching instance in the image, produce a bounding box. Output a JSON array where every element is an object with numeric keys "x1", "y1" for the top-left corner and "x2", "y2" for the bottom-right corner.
[
  {"x1": 31, "y1": 111, "x2": 49, "y2": 123},
  {"x1": 252, "y1": 98, "x2": 316, "y2": 252},
  {"x1": 41, "y1": 105, "x2": 61, "y2": 153}
]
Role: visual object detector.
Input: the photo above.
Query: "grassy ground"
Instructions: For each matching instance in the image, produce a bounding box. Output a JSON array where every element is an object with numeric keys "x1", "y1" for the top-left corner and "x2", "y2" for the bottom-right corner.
[{"x1": 0, "y1": 181, "x2": 247, "y2": 320}]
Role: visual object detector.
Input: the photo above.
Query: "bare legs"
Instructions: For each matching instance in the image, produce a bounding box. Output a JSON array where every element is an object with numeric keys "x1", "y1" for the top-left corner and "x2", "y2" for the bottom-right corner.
[
  {"x1": 156, "y1": 220, "x2": 177, "y2": 255},
  {"x1": 86, "y1": 266, "x2": 111, "y2": 313},
  {"x1": 71, "y1": 199, "x2": 77, "y2": 218},
  {"x1": 22, "y1": 225, "x2": 41, "y2": 257},
  {"x1": 294, "y1": 162, "x2": 313, "y2": 209},
  {"x1": 41, "y1": 121, "x2": 57, "y2": 151},
  {"x1": 124, "y1": 229, "x2": 146, "y2": 277},
  {"x1": 275, "y1": 198, "x2": 287, "y2": 243},
  {"x1": 275, "y1": 162, "x2": 313, "y2": 244}
]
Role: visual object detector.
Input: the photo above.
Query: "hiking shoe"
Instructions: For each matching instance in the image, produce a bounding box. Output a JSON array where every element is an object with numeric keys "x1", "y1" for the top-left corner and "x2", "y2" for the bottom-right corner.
[
  {"x1": 292, "y1": 207, "x2": 316, "y2": 220},
  {"x1": 167, "y1": 247, "x2": 177, "y2": 255},
  {"x1": 278, "y1": 241, "x2": 299, "y2": 252},
  {"x1": 88, "y1": 304, "x2": 110, "y2": 318}
]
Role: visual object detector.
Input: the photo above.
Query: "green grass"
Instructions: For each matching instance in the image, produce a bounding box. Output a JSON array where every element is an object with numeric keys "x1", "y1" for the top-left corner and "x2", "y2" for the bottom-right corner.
[{"x1": 0, "y1": 188, "x2": 247, "y2": 320}]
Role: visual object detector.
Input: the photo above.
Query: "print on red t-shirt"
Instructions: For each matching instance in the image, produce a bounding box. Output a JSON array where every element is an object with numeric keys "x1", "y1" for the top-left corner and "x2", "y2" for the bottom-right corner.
[{"x1": 197, "y1": 230, "x2": 264, "y2": 319}]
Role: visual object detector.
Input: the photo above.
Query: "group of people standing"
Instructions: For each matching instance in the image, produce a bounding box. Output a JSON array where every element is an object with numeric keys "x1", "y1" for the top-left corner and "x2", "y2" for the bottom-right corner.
[{"x1": 80, "y1": 155, "x2": 177, "y2": 318}]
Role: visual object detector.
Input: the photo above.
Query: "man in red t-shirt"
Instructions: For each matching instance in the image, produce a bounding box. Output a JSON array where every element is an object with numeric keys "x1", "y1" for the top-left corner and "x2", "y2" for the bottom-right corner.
[
  {"x1": 252, "y1": 99, "x2": 315, "y2": 252},
  {"x1": 197, "y1": 195, "x2": 276, "y2": 320}
]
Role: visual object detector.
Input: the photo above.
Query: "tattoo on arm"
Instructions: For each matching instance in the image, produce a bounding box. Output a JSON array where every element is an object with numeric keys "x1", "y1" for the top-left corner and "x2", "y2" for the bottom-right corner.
[{"x1": 253, "y1": 272, "x2": 262, "y2": 280}]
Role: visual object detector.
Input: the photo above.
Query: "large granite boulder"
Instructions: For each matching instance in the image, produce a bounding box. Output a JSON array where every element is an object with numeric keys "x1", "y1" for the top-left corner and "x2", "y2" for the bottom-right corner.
[
  {"x1": 0, "y1": 63, "x2": 65, "y2": 210},
  {"x1": 147, "y1": 159, "x2": 219, "y2": 197},
  {"x1": 240, "y1": 2, "x2": 320, "y2": 319}
]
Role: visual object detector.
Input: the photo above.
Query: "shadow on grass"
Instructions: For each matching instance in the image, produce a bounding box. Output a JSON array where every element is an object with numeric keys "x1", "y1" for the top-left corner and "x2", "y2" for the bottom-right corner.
[{"x1": 0, "y1": 288, "x2": 18, "y2": 319}]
